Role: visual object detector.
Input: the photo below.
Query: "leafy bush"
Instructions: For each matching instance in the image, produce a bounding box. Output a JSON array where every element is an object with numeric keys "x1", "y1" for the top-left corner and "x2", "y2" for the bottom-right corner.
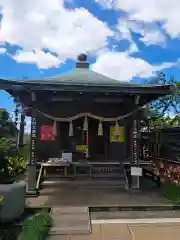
[
  {"x1": 7, "y1": 156, "x2": 27, "y2": 177},
  {"x1": 161, "y1": 182, "x2": 180, "y2": 204},
  {"x1": 18, "y1": 210, "x2": 52, "y2": 240},
  {"x1": 0, "y1": 137, "x2": 27, "y2": 182}
]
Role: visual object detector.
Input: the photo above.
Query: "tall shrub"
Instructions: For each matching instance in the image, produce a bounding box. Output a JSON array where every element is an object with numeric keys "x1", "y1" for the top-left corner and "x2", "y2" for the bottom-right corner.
[{"x1": 0, "y1": 137, "x2": 27, "y2": 182}]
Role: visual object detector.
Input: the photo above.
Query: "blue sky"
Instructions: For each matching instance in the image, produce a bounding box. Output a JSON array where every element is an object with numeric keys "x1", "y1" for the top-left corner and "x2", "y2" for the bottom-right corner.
[{"x1": 0, "y1": 0, "x2": 180, "y2": 129}]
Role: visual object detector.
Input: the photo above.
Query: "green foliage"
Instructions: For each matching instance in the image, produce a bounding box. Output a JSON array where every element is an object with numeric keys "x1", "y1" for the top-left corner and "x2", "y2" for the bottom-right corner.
[
  {"x1": 0, "y1": 137, "x2": 27, "y2": 181},
  {"x1": 18, "y1": 210, "x2": 52, "y2": 240},
  {"x1": 0, "y1": 108, "x2": 17, "y2": 138},
  {"x1": 0, "y1": 108, "x2": 28, "y2": 181},
  {"x1": 161, "y1": 182, "x2": 180, "y2": 204},
  {"x1": 143, "y1": 72, "x2": 180, "y2": 130},
  {"x1": 150, "y1": 74, "x2": 180, "y2": 116},
  {"x1": 141, "y1": 108, "x2": 179, "y2": 131},
  {"x1": 7, "y1": 156, "x2": 27, "y2": 177}
]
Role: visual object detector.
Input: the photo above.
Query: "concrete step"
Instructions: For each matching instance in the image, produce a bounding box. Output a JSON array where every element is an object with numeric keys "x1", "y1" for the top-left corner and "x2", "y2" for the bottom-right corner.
[
  {"x1": 91, "y1": 210, "x2": 180, "y2": 220},
  {"x1": 44, "y1": 173, "x2": 124, "y2": 179},
  {"x1": 41, "y1": 179, "x2": 125, "y2": 188},
  {"x1": 92, "y1": 174, "x2": 124, "y2": 178},
  {"x1": 49, "y1": 207, "x2": 91, "y2": 235}
]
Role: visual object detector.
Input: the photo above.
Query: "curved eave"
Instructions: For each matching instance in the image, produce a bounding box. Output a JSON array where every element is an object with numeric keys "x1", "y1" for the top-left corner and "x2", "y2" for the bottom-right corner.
[
  {"x1": 0, "y1": 78, "x2": 175, "y2": 106},
  {"x1": 0, "y1": 78, "x2": 174, "y2": 92}
]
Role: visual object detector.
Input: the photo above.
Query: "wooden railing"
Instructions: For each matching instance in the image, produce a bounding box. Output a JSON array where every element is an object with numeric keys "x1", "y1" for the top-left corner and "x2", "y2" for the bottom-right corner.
[
  {"x1": 36, "y1": 164, "x2": 44, "y2": 190},
  {"x1": 120, "y1": 161, "x2": 129, "y2": 190}
]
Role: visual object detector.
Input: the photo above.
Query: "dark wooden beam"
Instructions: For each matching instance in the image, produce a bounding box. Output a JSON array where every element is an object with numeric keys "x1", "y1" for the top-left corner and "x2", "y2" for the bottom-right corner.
[{"x1": 94, "y1": 98, "x2": 123, "y2": 103}]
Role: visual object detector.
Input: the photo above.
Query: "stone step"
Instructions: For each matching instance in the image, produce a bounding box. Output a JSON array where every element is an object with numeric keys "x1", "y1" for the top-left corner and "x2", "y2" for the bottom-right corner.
[
  {"x1": 91, "y1": 210, "x2": 180, "y2": 220},
  {"x1": 44, "y1": 173, "x2": 124, "y2": 179},
  {"x1": 51, "y1": 206, "x2": 88, "y2": 214},
  {"x1": 49, "y1": 207, "x2": 91, "y2": 235},
  {"x1": 91, "y1": 173, "x2": 124, "y2": 178},
  {"x1": 41, "y1": 179, "x2": 125, "y2": 188}
]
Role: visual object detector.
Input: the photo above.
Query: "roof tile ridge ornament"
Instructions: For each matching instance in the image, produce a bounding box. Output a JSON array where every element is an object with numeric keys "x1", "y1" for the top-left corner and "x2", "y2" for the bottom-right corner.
[{"x1": 76, "y1": 53, "x2": 89, "y2": 69}]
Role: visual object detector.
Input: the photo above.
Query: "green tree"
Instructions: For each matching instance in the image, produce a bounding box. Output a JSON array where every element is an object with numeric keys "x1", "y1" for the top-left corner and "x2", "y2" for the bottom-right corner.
[
  {"x1": 142, "y1": 73, "x2": 180, "y2": 130},
  {"x1": 0, "y1": 109, "x2": 27, "y2": 182},
  {"x1": 149, "y1": 72, "x2": 180, "y2": 117},
  {"x1": 0, "y1": 108, "x2": 17, "y2": 138}
]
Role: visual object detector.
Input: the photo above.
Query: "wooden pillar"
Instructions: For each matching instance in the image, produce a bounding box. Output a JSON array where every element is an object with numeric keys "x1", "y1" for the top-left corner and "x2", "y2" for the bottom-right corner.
[
  {"x1": 155, "y1": 132, "x2": 160, "y2": 157},
  {"x1": 131, "y1": 95, "x2": 141, "y2": 189},
  {"x1": 27, "y1": 92, "x2": 38, "y2": 196},
  {"x1": 18, "y1": 113, "x2": 25, "y2": 147}
]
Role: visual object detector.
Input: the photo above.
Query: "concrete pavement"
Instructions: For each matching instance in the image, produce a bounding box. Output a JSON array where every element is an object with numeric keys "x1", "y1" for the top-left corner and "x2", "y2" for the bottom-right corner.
[{"x1": 49, "y1": 222, "x2": 180, "y2": 240}]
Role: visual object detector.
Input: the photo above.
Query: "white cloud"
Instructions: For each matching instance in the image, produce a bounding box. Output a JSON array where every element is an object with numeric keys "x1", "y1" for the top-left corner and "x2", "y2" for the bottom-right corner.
[
  {"x1": 92, "y1": 51, "x2": 180, "y2": 81},
  {"x1": 115, "y1": 19, "x2": 138, "y2": 53},
  {"x1": 13, "y1": 50, "x2": 61, "y2": 69},
  {"x1": 116, "y1": 18, "x2": 166, "y2": 47},
  {"x1": 0, "y1": 47, "x2": 6, "y2": 54},
  {"x1": 129, "y1": 21, "x2": 166, "y2": 46},
  {"x1": 96, "y1": 0, "x2": 180, "y2": 38},
  {"x1": 0, "y1": 0, "x2": 178, "y2": 79},
  {"x1": 0, "y1": 0, "x2": 113, "y2": 67},
  {"x1": 140, "y1": 30, "x2": 166, "y2": 46},
  {"x1": 95, "y1": 0, "x2": 117, "y2": 9}
]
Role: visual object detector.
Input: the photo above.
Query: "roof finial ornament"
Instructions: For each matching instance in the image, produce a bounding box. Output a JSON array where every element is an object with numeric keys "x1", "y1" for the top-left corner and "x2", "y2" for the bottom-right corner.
[
  {"x1": 76, "y1": 53, "x2": 89, "y2": 68},
  {"x1": 77, "y1": 53, "x2": 87, "y2": 62}
]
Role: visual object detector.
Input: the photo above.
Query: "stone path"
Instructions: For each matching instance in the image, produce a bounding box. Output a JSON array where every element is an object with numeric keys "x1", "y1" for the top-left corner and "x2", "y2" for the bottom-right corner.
[
  {"x1": 48, "y1": 222, "x2": 180, "y2": 240},
  {"x1": 49, "y1": 207, "x2": 91, "y2": 236}
]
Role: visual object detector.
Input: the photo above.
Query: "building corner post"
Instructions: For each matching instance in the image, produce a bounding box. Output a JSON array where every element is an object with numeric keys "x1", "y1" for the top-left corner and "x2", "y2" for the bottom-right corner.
[
  {"x1": 131, "y1": 95, "x2": 141, "y2": 189},
  {"x1": 26, "y1": 107, "x2": 38, "y2": 196}
]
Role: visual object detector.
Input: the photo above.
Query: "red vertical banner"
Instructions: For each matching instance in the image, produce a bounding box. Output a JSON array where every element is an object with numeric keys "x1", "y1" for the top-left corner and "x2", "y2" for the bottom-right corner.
[
  {"x1": 40, "y1": 125, "x2": 55, "y2": 141},
  {"x1": 83, "y1": 131, "x2": 88, "y2": 145},
  {"x1": 83, "y1": 130, "x2": 89, "y2": 158}
]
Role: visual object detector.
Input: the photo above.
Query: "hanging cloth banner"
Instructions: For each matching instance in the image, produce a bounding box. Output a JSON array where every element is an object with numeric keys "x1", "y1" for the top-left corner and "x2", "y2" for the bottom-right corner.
[
  {"x1": 110, "y1": 126, "x2": 124, "y2": 143},
  {"x1": 84, "y1": 130, "x2": 89, "y2": 158},
  {"x1": 40, "y1": 125, "x2": 55, "y2": 141},
  {"x1": 83, "y1": 116, "x2": 89, "y2": 157}
]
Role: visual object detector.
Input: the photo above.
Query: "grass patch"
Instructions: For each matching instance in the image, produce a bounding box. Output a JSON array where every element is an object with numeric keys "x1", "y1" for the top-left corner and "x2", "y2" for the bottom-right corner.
[
  {"x1": 161, "y1": 182, "x2": 180, "y2": 204},
  {"x1": 17, "y1": 209, "x2": 52, "y2": 240}
]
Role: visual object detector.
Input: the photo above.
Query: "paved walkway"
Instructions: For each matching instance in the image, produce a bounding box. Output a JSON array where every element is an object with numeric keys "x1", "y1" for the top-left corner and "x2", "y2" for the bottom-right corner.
[
  {"x1": 50, "y1": 207, "x2": 91, "y2": 235},
  {"x1": 49, "y1": 222, "x2": 180, "y2": 240},
  {"x1": 26, "y1": 185, "x2": 170, "y2": 207}
]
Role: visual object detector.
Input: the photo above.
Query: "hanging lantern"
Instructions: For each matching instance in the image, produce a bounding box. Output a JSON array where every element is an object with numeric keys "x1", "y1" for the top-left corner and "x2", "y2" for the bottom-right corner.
[
  {"x1": 69, "y1": 121, "x2": 73, "y2": 136},
  {"x1": 115, "y1": 120, "x2": 120, "y2": 136},
  {"x1": 52, "y1": 121, "x2": 57, "y2": 136},
  {"x1": 98, "y1": 120, "x2": 103, "y2": 136},
  {"x1": 83, "y1": 116, "x2": 88, "y2": 131}
]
